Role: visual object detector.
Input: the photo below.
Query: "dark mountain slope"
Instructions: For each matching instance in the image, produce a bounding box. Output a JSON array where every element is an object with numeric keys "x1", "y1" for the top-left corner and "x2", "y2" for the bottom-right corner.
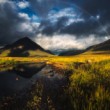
[
  {"x1": 0, "y1": 37, "x2": 53, "y2": 57},
  {"x1": 60, "y1": 39, "x2": 110, "y2": 56},
  {"x1": 4, "y1": 37, "x2": 44, "y2": 51},
  {"x1": 86, "y1": 39, "x2": 110, "y2": 51},
  {"x1": 59, "y1": 49, "x2": 85, "y2": 56}
]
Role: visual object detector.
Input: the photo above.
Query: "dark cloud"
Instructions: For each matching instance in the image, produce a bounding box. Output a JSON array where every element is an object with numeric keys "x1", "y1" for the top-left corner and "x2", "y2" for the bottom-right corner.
[
  {"x1": 30, "y1": 0, "x2": 110, "y2": 37},
  {"x1": 29, "y1": 0, "x2": 56, "y2": 17},
  {"x1": 60, "y1": 20, "x2": 98, "y2": 36},
  {"x1": 73, "y1": 0, "x2": 110, "y2": 22},
  {"x1": 29, "y1": 0, "x2": 110, "y2": 21},
  {"x1": 0, "y1": 0, "x2": 39, "y2": 46},
  {"x1": 39, "y1": 17, "x2": 69, "y2": 35},
  {"x1": 0, "y1": 0, "x2": 110, "y2": 50},
  {"x1": 39, "y1": 13, "x2": 108, "y2": 37},
  {"x1": 0, "y1": 1, "x2": 19, "y2": 45}
]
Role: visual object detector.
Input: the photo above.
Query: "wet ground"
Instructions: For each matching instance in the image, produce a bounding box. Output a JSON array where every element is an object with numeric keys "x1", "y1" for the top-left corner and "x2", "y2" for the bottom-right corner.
[{"x1": 0, "y1": 62, "x2": 70, "y2": 110}]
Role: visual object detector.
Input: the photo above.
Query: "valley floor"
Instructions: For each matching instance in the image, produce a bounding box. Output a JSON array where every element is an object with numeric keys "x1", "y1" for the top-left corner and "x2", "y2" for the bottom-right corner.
[
  {"x1": 0, "y1": 54, "x2": 110, "y2": 64},
  {"x1": 0, "y1": 54, "x2": 110, "y2": 110}
]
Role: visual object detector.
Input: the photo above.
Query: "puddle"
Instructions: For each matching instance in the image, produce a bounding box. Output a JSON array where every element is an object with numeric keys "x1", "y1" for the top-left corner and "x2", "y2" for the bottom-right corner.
[{"x1": 0, "y1": 63, "x2": 66, "y2": 97}]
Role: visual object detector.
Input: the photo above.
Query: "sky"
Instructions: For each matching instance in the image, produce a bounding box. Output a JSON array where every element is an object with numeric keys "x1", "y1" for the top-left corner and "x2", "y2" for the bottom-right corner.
[{"x1": 0, "y1": 0, "x2": 110, "y2": 52}]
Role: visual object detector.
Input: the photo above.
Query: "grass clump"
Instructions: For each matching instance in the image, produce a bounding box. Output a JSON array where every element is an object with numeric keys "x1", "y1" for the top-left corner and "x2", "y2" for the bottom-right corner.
[{"x1": 69, "y1": 60, "x2": 110, "y2": 110}]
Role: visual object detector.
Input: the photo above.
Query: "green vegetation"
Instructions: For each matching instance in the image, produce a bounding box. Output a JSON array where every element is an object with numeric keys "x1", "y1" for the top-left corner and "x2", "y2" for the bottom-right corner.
[
  {"x1": 0, "y1": 59, "x2": 19, "y2": 71},
  {"x1": 0, "y1": 50, "x2": 10, "y2": 57},
  {"x1": 21, "y1": 59, "x2": 110, "y2": 110},
  {"x1": 28, "y1": 50, "x2": 53, "y2": 57},
  {"x1": 0, "y1": 49, "x2": 53, "y2": 57},
  {"x1": 69, "y1": 60, "x2": 110, "y2": 110},
  {"x1": 0, "y1": 56, "x2": 110, "y2": 109}
]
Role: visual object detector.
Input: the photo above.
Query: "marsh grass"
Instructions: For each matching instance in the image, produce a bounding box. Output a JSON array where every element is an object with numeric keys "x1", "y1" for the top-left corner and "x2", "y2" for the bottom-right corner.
[
  {"x1": 69, "y1": 60, "x2": 110, "y2": 110},
  {"x1": 0, "y1": 55, "x2": 110, "y2": 109}
]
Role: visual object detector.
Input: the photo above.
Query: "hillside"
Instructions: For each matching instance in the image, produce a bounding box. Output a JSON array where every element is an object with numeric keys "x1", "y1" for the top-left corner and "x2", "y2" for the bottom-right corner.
[
  {"x1": 0, "y1": 37, "x2": 53, "y2": 57},
  {"x1": 84, "y1": 39, "x2": 110, "y2": 54},
  {"x1": 59, "y1": 39, "x2": 110, "y2": 56},
  {"x1": 59, "y1": 49, "x2": 84, "y2": 56}
]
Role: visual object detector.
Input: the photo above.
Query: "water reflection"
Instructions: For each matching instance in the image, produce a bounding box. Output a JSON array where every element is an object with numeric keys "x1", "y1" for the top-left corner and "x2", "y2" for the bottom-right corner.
[
  {"x1": 0, "y1": 63, "x2": 70, "y2": 110},
  {"x1": 0, "y1": 62, "x2": 45, "y2": 97},
  {"x1": 0, "y1": 63, "x2": 66, "y2": 97}
]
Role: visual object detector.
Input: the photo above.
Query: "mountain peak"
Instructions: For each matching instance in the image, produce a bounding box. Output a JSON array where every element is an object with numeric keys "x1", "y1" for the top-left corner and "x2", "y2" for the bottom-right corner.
[
  {"x1": 0, "y1": 37, "x2": 52, "y2": 57},
  {"x1": 18, "y1": 37, "x2": 31, "y2": 40},
  {"x1": 15, "y1": 37, "x2": 33, "y2": 44},
  {"x1": 4, "y1": 37, "x2": 44, "y2": 51}
]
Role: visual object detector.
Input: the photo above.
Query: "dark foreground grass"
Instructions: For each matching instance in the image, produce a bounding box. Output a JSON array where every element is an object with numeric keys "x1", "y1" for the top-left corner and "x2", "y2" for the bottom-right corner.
[
  {"x1": 1, "y1": 58, "x2": 110, "y2": 110},
  {"x1": 25, "y1": 60, "x2": 110, "y2": 110}
]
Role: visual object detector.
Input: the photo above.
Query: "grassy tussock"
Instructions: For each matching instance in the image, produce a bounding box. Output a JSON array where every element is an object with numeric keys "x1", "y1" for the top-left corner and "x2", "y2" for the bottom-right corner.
[{"x1": 69, "y1": 60, "x2": 110, "y2": 110}]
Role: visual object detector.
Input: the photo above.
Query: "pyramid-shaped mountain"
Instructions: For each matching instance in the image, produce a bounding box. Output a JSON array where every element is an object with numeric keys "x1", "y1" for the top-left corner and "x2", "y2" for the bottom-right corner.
[{"x1": 0, "y1": 37, "x2": 52, "y2": 57}]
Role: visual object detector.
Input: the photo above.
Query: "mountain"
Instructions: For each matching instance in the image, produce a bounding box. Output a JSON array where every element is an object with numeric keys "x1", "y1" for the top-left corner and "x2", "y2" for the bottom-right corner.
[
  {"x1": 86, "y1": 39, "x2": 110, "y2": 51},
  {"x1": 59, "y1": 39, "x2": 110, "y2": 56},
  {"x1": 0, "y1": 37, "x2": 53, "y2": 57},
  {"x1": 84, "y1": 39, "x2": 110, "y2": 54},
  {"x1": 59, "y1": 49, "x2": 85, "y2": 56}
]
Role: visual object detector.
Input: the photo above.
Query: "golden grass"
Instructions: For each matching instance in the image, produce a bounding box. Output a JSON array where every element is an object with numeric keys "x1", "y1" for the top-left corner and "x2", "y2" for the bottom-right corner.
[
  {"x1": 0, "y1": 54, "x2": 110, "y2": 64},
  {"x1": 0, "y1": 54, "x2": 110, "y2": 109},
  {"x1": 0, "y1": 54, "x2": 110, "y2": 72}
]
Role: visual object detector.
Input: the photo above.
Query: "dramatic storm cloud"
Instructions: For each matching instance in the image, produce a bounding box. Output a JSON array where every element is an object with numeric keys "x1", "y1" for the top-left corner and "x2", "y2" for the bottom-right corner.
[
  {"x1": 0, "y1": 0, "x2": 39, "y2": 45},
  {"x1": 0, "y1": 0, "x2": 110, "y2": 51}
]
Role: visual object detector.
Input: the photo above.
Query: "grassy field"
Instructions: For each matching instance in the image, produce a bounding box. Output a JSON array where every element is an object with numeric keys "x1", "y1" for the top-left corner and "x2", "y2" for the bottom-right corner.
[
  {"x1": 0, "y1": 54, "x2": 110, "y2": 64},
  {"x1": 0, "y1": 54, "x2": 110, "y2": 110},
  {"x1": 68, "y1": 59, "x2": 110, "y2": 110},
  {"x1": 0, "y1": 54, "x2": 110, "y2": 70}
]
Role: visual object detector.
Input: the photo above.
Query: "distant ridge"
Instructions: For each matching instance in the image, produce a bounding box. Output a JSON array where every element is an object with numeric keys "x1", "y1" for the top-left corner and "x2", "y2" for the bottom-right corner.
[
  {"x1": 86, "y1": 39, "x2": 110, "y2": 51},
  {"x1": 59, "y1": 49, "x2": 84, "y2": 56},
  {"x1": 0, "y1": 37, "x2": 53, "y2": 57},
  {"x1": 59, "y1": 39, "x2": 110, "y2": 56}
]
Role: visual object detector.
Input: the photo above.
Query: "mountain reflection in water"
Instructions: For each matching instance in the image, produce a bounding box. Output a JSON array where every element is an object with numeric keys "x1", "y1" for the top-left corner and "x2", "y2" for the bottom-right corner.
[{"x1": 0, "y1": 62, "x2": 67, "y2": 97}]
